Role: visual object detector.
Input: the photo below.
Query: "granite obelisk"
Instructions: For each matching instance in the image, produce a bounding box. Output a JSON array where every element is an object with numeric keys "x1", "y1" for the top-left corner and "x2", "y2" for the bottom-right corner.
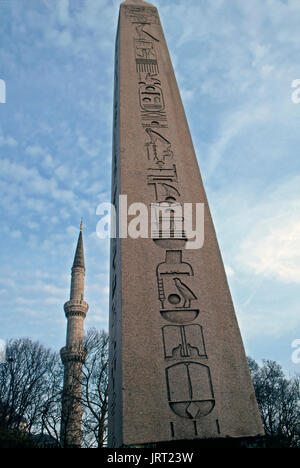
[{"x1": 108, "y1": 0, "x2": 264, "y2": 447}]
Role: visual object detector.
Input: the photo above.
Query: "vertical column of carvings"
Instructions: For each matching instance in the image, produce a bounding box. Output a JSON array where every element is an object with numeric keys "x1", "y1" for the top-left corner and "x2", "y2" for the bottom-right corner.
[{"x1": 123, "y1": 3, "x2": 220, "y2": 440}]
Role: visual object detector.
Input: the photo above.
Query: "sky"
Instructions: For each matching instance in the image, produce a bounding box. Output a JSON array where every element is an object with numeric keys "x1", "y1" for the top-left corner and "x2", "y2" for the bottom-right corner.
[{"x1": 0, "y1": 0, "x2": 300, "y2": 376}]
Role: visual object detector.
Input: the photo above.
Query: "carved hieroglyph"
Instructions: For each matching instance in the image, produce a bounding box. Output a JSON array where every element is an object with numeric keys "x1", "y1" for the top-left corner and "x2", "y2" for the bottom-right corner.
[{"x1": 108, "y1": 0, "x2": 264, "y2": 447}]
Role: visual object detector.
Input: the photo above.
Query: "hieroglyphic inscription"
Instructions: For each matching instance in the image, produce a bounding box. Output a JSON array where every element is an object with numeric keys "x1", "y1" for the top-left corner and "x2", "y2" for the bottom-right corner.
[
  {"x1": 156, "y1": 250, "x2": 198, "y2": 323},
  {"x1": 124, "y1": 5, "x2": 159, "y2": 25},
  {"x1": 145, "y1": 128, "x2": 172, "y2": 167},
  {"x1": 139, "y1": 77, "x2": 167, "y2": 123},
  {"x1": 124, "y1": 5, "x2": 219, "y2": 438},
  {"x1": 135, "y1": 24, "x2": 159, "y2": 74},
  {"x1": 166, "y1": 362, "x2": 215, "y2": 419},
  {"x1": 162, "y1": 325, "x2": 207, "y2": 359}
]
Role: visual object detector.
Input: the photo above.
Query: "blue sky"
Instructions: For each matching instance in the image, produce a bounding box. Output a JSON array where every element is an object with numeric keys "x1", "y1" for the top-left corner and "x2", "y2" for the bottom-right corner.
[{"x1": 0, "y1": 0, "x2": 300, "y2": 376}]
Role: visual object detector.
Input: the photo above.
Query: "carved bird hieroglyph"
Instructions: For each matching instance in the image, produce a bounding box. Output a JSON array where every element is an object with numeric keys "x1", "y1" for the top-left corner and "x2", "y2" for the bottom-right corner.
[{"x1": 173, "y1": 278, "x2": 197, "y2": 309}]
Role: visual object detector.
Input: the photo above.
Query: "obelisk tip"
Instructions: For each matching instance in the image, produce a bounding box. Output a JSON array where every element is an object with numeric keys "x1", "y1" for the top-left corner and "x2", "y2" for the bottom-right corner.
[{"x1": 122, "y1": 0, "x2": 153, "y2": 5}]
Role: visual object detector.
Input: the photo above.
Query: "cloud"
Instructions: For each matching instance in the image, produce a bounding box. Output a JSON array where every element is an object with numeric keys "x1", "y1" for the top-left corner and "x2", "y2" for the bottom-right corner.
[
  {"x1": 0, "y1": 133, "x2": 17, "y2": 147},
  {"x1": 1, "y1": 0, "x2": 300, "y2": 371},
  {"x1": 25, "y1": 145, "x2": 44, "y2": 157},
  {"x1": 57, "y1": 0, "x2": 71, "y2": 27},
  {"x1": 239, "y1": 301, "x2": 300, "y2": 339},
  {"x1": 239, "y1": 215, "x2": 300, "y2": 285},
  {"x1": 214, "y1": 174, "x2": 300, "y2": 341},
  {"x1": 11, "y1": 230, "x2": 22, "y2": 239},
  {"x1": 224, "y1": 264, "x2": 235, "y2": 278},
  {"x1": 206, "y1": 104, "x2": 271, "y2": 176},
  {"x1": 77, "y1": 134, "x2": 102, "y2": 158},
  {"x1": 231, "y1": 172, "x2": 300, "y2": 281},
  {"x1": 25, "y1": 144, "x2": 56, "y2": 168},
  {"x1": 0, "y1": 158, "x2": 78, "y2": 213}
]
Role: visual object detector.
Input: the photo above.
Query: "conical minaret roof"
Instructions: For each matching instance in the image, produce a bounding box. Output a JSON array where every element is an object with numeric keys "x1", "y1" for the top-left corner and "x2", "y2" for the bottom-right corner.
[{"x1": 72, "y1": 220, "x2": 85, "y2": 269}]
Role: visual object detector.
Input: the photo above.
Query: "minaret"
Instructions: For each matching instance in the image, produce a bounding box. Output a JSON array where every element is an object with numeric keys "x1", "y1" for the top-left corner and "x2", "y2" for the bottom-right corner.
[{"x1": 60, "y1": 221, "x2": 89, "y2": 448}]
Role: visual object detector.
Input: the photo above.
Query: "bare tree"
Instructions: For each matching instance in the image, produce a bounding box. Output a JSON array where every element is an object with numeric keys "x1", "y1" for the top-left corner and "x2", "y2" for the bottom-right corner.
[
  {"x1": 81, "y1": 328, "x2": 109, "y2": 448},
  {"x1": 0, "y1": 338, "x2": 61, "y2": 439},
  {"x1": 248, "y1": 357, "x2": 300, "y2": 447},
  {"x1": 38, "y1": 354, "x2": 64, "y2": 446},
  {"x1": 0, "y1": 332, "x2": 109, "y2": 448}
]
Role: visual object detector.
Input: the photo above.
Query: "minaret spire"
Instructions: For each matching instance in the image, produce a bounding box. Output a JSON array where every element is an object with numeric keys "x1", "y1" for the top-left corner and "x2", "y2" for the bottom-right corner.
[
  {"x1": 72, "y1": 223, "x2": 85, "y2": 270},
  {"x1": 60, "y1": 222, "x2": 89, "y2": 448}
]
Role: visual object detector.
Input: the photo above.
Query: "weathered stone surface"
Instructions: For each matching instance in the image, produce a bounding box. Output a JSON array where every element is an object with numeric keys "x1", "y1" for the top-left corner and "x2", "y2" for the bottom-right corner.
[{"x1": 108, "y1": 0, "x2": 264, "y2": 447}]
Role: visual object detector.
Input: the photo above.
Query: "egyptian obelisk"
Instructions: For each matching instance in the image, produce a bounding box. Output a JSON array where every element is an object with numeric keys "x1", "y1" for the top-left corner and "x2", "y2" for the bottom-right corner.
[{"x1": 108, "y1": 0, "x2": 264, "y2": 447}]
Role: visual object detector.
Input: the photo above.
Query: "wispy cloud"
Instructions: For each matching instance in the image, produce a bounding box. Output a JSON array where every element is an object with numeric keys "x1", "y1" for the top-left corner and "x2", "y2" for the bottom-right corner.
[
  {"x1": 1, "y1": 0, "x2": 300, "y2": 373},
  {"x1": 238, "y1": 177, "x2": 300, "y2": 285}
]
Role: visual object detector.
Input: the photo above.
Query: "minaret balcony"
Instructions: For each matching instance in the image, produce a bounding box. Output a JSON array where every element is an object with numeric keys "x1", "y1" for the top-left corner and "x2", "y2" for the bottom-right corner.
[
  {"x1": 60, "y1": 345, "x2": 87, "y2": 364},
  {"x1": 64, "y1": 299, "x2": 89, "y2": 318}
]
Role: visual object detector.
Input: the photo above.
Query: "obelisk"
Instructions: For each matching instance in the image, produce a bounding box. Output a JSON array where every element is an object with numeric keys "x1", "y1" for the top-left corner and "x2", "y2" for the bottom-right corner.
[{"x1": 108, "y1": 0, "x2": 264, "y2": 447}]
